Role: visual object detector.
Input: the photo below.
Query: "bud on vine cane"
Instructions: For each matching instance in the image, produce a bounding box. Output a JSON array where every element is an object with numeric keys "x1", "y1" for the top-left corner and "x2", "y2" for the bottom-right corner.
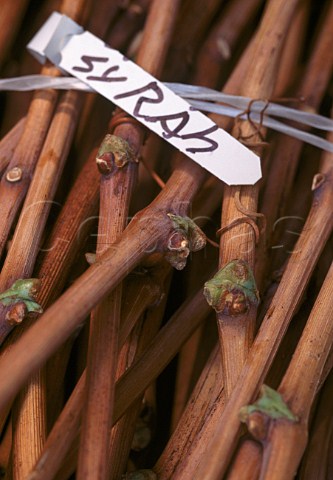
[
  {"x1": 239, "y1": 384, "x2": 298, "y2": 430},
  {"x1": 96, "y1": 134, "x2": 137, "y2": 175},
  {"x1": 203, "y1": 259, "x2": 259, "y2": 316},
  {"x1": 165, "y1": 214, "x2": 207, "y2": 270},
  {"x1": 0, "y1": 278, "x2": 43, "y2": 316}
]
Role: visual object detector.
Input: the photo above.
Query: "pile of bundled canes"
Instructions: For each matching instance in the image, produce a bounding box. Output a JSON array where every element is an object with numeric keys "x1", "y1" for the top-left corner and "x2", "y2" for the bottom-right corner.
[{"x1": 0, "y1": 0, "x2": 332, "y2": 478}]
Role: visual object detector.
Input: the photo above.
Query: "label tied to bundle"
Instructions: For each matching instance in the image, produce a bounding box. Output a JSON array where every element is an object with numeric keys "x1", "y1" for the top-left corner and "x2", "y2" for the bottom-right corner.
[{"x1": 27, "y1": 12, "x2": 261, "y2": 185}]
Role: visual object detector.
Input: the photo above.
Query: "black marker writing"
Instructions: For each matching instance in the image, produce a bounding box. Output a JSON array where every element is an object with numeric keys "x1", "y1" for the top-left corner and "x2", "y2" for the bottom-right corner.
[
  {"x1": 73, "y1": 55, "x2": 109, "y2": 72},
  {"x1": 87, "y1": 65, "x2": 127, "y2": 83},
  {"x1": 115, "y1": 81, "x2": 164, "y2": 115},
  {"x1": 182, "y1": 125, "x2": 219, "y2": 153},
  {"x1": 73, "y1": 55, "x2": 127, "y2": 82},
  {"x1": 72, "y1": 56, "x2": 219, "y2": 154}
]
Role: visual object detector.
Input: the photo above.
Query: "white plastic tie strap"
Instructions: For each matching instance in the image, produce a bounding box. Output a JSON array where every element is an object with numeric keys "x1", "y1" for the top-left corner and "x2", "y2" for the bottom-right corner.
[
  {"x1": 26, "y1": 12, "x2": 261, "y2": 186},
  {"x1": 1, "y1": 75, "x2": 332, "y2": 153}
]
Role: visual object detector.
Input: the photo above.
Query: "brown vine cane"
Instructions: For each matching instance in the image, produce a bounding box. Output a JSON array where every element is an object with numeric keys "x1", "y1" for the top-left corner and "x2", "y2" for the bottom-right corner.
[{"x1": 217, "y1": 190, "x2": 266, "y2": 245}]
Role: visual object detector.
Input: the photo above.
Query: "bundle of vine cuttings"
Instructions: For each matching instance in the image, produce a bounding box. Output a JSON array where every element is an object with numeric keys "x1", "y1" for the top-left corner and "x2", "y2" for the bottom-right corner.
[{"x1": 0, "y1": 0, "x2": 332, "y2": 479}]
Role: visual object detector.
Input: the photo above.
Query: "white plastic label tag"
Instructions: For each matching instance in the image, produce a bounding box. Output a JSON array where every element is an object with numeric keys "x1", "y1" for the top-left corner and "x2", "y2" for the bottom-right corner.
[{"x1": 27, "y1": 12, "x2": 261, "y2": 185}]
